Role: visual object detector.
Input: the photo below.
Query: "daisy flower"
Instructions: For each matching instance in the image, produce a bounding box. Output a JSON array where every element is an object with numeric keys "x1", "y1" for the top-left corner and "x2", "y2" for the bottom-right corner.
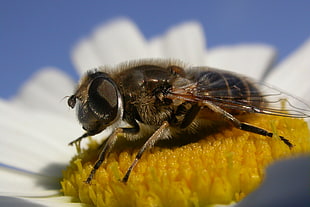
[{"x1": 1, "y1": 18, "x2": 310, "y2": 207}]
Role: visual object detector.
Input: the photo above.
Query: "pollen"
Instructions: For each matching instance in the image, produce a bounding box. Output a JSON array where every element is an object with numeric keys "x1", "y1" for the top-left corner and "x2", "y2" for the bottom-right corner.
[{"x1": 61, "y1": 115, "x2": 310, "y2": 206}]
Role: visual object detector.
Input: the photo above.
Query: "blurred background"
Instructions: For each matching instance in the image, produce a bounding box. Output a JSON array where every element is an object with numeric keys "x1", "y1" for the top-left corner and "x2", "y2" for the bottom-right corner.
[{"x1": 1, "y1": 0, "x2": 309, "y2": 98}]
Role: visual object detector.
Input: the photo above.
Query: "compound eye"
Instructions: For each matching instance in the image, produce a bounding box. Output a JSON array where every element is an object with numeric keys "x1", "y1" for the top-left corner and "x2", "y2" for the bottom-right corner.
[{"x1": 88, "y1": 77, "x2": 119, "y2": 123}]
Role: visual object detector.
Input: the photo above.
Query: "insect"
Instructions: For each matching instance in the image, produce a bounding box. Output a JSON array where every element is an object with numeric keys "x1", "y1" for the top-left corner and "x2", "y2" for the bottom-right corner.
[{"x1": 67, "y1": 59, "x2": 310, "y2": 184}]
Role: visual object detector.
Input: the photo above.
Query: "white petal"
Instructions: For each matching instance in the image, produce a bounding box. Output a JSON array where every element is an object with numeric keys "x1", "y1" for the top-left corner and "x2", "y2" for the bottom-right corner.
[
  {"x1": 207, "y1": 44, "x2": 276, "y2": 79},
  {"x1": 265, "y1": 38, "x2": 310, "y2": 99},
  {"x1": 0, "y1": 100, "x2": 79, "y2": 175},
  {"x1": 0, "y1": 166, "x2": 60, "y2": 197},
  {"x1": 70, "y1": 38, "x2": 103, "y2": 74},
  {"x1": 148, "y1": 22, "x2": 206, "y2": 65},
  {"x1": 10, "y1": 67, "x2": 76, "y2": 119},
  {"x1": 72, "y1": 18, "x2": 148, "y2": 75},
  {"x1": 236, "y1": 155, "x2": 310, "y2": 207},
  {"x1": 0, "y1": 196, "x2": 82, "y2": 207},
  {"x1": 72, "y1": 19, "x2": 208, "y2": 75},
  {"x1": 24, "y1": 197, "x2": 83, "y2": 207}
]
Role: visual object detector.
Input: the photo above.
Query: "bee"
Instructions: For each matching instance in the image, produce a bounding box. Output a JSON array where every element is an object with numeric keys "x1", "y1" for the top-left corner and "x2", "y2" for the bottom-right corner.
[{"x1": 67, "y1": 59, "x2": 310, "y2": 184}]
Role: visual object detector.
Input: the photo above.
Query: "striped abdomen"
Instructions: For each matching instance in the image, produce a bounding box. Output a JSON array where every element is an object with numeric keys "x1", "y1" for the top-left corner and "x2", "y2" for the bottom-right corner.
[{"x1": 193, "y1": 68, "x2": 264, "y2": 113}]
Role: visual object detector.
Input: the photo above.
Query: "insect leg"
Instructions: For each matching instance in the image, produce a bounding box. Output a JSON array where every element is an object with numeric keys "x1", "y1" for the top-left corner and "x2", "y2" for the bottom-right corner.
[
  {"x1": 122, "y1": 121, "x2": 170, "y2": 183},
  {"x1": 85, "y1": 128, "x2": 123, "y2": 184},
  {"x1": 202, "y1": 100, "x2": 293, "y2": 148},
  {"x1": 68, "y1": 133, "x2": 89, "y2": 146},
  {"x1": 238, "y1": 123, "x2": 293, "y2": 148}
]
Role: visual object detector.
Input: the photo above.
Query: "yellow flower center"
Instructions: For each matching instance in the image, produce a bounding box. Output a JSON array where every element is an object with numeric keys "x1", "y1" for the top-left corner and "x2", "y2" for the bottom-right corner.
[{"x1": 61, "y1": 115, "x2": 310, "y2": 206}]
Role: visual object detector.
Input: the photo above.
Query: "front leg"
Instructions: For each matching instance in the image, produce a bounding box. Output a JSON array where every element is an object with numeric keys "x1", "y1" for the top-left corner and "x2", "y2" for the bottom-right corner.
[
  {"x1": 85, "y1": 126, "x2": 139, "y2": 184},
  {"x1": 68, "y1": 132, "x2": 89, "y2": 146},
  {"x1": 122, "y1": 121, "x2": 170, "y2": 183}
]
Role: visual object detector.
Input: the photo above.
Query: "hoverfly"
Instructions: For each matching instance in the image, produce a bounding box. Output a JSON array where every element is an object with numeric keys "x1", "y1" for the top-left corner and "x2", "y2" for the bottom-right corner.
[{"x1": 67, "y1": 59, "x2": 310, "y2": 184}]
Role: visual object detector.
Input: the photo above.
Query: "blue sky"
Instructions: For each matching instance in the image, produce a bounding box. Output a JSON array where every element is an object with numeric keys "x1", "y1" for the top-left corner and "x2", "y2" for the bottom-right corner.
[{"x1": 1, "y1": 0, "x2": 309, "y2": 98}]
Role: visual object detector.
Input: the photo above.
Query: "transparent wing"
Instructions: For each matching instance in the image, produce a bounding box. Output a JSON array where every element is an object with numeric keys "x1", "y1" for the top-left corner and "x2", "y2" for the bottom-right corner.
[
  {"x1": 250, "y1": 82, "x2": 310, "y2": 118},
  {"x1": 169, "y1": 79, "x2": 310, "y2": 118}
]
